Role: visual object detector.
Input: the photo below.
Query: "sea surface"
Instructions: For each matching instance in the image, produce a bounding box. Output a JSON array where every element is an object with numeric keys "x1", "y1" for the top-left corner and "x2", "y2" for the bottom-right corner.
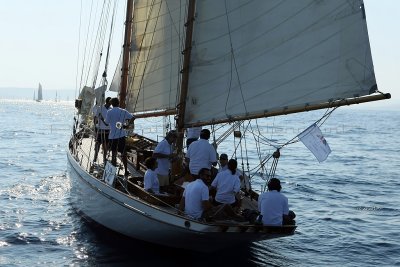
[{"x1": 0, "y1": 99, "x2": 399, "y2": 266}]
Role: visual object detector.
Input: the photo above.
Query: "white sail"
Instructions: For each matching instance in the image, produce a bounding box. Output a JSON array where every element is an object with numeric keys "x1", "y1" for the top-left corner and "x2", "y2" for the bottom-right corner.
[
  {"x1": 184, "y1": 0, "x2": 376, "y2": 125},
  {"x1": 109, "y1": 53, "x2": 122, "y2": 92},
  {"x1": 37, "y1": 83, "x2": 43, "y2": 101},
  {"x1": 124, "y1": 0, "x2": 185, "y2": 113}
]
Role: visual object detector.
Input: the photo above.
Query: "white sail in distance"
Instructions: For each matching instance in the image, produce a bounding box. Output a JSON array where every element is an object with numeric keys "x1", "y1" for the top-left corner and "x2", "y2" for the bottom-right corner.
[{"x1": 37, "y1": 83, "x2": 43, "y2": 101}]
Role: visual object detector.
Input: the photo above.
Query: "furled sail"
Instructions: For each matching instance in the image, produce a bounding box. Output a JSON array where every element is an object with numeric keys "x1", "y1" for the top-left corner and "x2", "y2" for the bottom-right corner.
[
  {"x1": 184, "y1": 0, "x2": 377, "y2": 125},
  {"x1": 124, "y1": 0, "x2": 186, "y2": 113}
]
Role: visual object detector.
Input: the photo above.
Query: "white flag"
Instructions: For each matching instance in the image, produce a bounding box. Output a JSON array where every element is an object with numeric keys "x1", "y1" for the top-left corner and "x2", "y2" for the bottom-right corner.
[
  {"x1": 103, "y1": 162, "x2": 117, "y2": 186},
  {"x1": 299, "y1": 124, "x2": 331, "y2": 162}
]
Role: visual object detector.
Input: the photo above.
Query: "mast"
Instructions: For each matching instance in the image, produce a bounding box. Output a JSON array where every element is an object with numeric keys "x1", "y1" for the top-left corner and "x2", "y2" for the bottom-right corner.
[
  {"x1": 119, "y1": 0, "x2": 134, "y2": 109},
  {"x1": 176, "y1": 0, "x2": 196, "y2": 156}
]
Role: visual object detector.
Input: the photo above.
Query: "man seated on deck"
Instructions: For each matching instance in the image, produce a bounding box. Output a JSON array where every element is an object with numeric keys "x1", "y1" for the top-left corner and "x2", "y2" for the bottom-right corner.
[
  {"x1": 152, "y1": 130, "x2": 177, "y2": 187},
  {"x1": 258, "y1": 178, "x2": 296, "y2": 226},
  {"x1": 210, "y1": 159, "x2": 242, "y2": 209},
  {"x1": 179, "y1": 168, "x2": 245, "y2": 222},
  {"x1": 143, "y1": 157, "x2": 159, "y2": 194}
]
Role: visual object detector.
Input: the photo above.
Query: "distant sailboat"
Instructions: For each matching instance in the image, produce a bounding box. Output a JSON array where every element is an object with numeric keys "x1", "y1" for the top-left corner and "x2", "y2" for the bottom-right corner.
[{"x1": 36, "y1": 83, "x2": 43, "y2": 102}]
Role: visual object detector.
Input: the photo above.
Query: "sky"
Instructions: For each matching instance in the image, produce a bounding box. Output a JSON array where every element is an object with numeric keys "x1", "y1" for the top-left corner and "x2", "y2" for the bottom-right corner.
[{"x1": 0, "y1": 0, "x2": 399, "y2": 108}]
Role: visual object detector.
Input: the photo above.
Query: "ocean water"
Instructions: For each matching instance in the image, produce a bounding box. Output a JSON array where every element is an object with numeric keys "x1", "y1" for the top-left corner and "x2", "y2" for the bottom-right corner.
[{"x1": 0, "y1": 99, "x2": 399, "y2": 266}]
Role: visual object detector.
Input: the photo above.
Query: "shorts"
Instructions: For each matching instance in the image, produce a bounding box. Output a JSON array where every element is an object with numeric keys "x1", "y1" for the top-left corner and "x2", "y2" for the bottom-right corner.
[
  {"x1": 157, "y1": 174, "x2": 170, "y2": 186},
  {"x1": 110, "y1": 137, "x2": 126, "y2": 154},
  {"x1": 96, "y1": 129, "x2": 109, "y2": 143}
]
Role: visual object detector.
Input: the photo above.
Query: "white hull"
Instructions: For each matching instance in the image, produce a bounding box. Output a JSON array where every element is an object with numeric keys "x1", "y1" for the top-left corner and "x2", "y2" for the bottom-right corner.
[{"x1": 67, "y1": 145, "x2": 294, "y2": 252}]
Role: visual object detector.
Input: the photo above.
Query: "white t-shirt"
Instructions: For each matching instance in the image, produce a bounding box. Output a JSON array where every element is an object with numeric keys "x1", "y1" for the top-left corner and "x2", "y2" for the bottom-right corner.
[
  {"x1": 105, "y1": 107, "x2": 134, "y2": 139},
  {"x1": 186, "y1": 139, "x2": 217, "y2": 175},
  {"x1": 92, "y1": 105, "x2": 110, "y2": 130},
  {"x1": 154, "y1": 139, "x2": 172, "y2": 176},
  {"x1": 218, "y1": 164, "x2": 228, "y2": 173},
  {"x1": 144, "y1": 169, "x2": 159, "y2": 194},
  {"x1": 258, "y1": 190, "x2": 289, "y2": 226},
  {"x1": 211, "y1": 169, "x2": 241, "y2": 204},
  {"x1": 183, "y1": 179, "x2": 209, "y2": 219}
]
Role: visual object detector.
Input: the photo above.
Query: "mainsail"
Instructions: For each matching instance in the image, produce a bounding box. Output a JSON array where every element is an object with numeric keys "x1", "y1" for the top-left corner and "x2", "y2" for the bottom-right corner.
[{"x1": 116, "y1": 0, "x2": 387, "y2": 126}]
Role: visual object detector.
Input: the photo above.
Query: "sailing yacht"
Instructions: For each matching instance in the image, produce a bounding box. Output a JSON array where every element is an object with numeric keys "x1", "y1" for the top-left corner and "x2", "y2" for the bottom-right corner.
[
  {"x1": 36, "y1": 83, "x2": 43, "y2": 102},
  {"x1": 67, "y1": 0, "x2": 390, "y2": 252}
]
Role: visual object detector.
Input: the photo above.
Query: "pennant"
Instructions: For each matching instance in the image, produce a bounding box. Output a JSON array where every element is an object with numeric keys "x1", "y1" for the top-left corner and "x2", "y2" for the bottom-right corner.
[{"x1": 299, "y1": 124, "x2": 331, "y2": 162}]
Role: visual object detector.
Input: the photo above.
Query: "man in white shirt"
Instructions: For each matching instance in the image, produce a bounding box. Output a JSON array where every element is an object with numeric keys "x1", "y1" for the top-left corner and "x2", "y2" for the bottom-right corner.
[
  {"x1": 218, "y1": 153, "x2": 228, "y2": 173},
  {"x1": 258, "y1": 178, "x2": 295, "y2": 225},
  {"x1": 105, "y1": 98, "x2": 135, "y2": 176},
  {"x1": 179, "y1": 167, "x2": 246, "y2": 222},
  {"x1": 92, "y1": 97, "x2": 111, "y2": 165},
  {"x1": 185, "y1": 129, "x2": 217, "y2": 179},
  {"x1": 152, "y1": 130, "x2": 177, "y2": 186},
  {"x1": 179, "y1": 168, "x2": 212, "y2": 219}
]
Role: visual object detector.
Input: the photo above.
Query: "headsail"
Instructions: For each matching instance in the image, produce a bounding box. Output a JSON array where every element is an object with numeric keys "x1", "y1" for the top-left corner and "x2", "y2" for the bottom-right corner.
[{"x1": 124, "y1": 0, "x2": 186, "y2": 114}]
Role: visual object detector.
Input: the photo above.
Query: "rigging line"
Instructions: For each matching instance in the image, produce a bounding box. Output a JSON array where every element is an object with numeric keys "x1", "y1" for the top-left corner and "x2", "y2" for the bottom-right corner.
[
  {"x1": 249, "y1": 121, "x2": 263, "y2": 164},
  {"x1": 83, "y1": 0, "x2": 103, "y2": 87},
  {"x1": 214, "y1": 121, "x2": 243, "y2": 146},
  {"x1": 242, "y1": 123, "x2": 251, "y2": 183},
  {"x1": 223, "y1": 0, "x2": 248, "y2": 116},
  {"x1": 248, "y1": 120, "x2": 272, "y2": 173},
  {"x1": 79, "y1": 0, "x2": 95, "y2": 90},
  {"x1": 102, "y1": 0, "x2": 118, "y2": 83},
  {"x1": 248, "y1": 153, "x2": 274, "y2": 180},
  {"x1": 87, "y1": 0, "x2": 112, "y2": 88},
  {"x1": 238, "y1": 123, "x2": 245, "y2": 175},
  {"x1": 75, "y1": 0, "x2": 83, "y2": 98},
  {"x1": 232, "y1": 120, "x2": 252, "y2": 158},
  {"x1": 96, "y1": 0, "x2": 117, "y2": 88},
  {"x1": 247, "y1": 124, "x2": 282, "y2": 147}
]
